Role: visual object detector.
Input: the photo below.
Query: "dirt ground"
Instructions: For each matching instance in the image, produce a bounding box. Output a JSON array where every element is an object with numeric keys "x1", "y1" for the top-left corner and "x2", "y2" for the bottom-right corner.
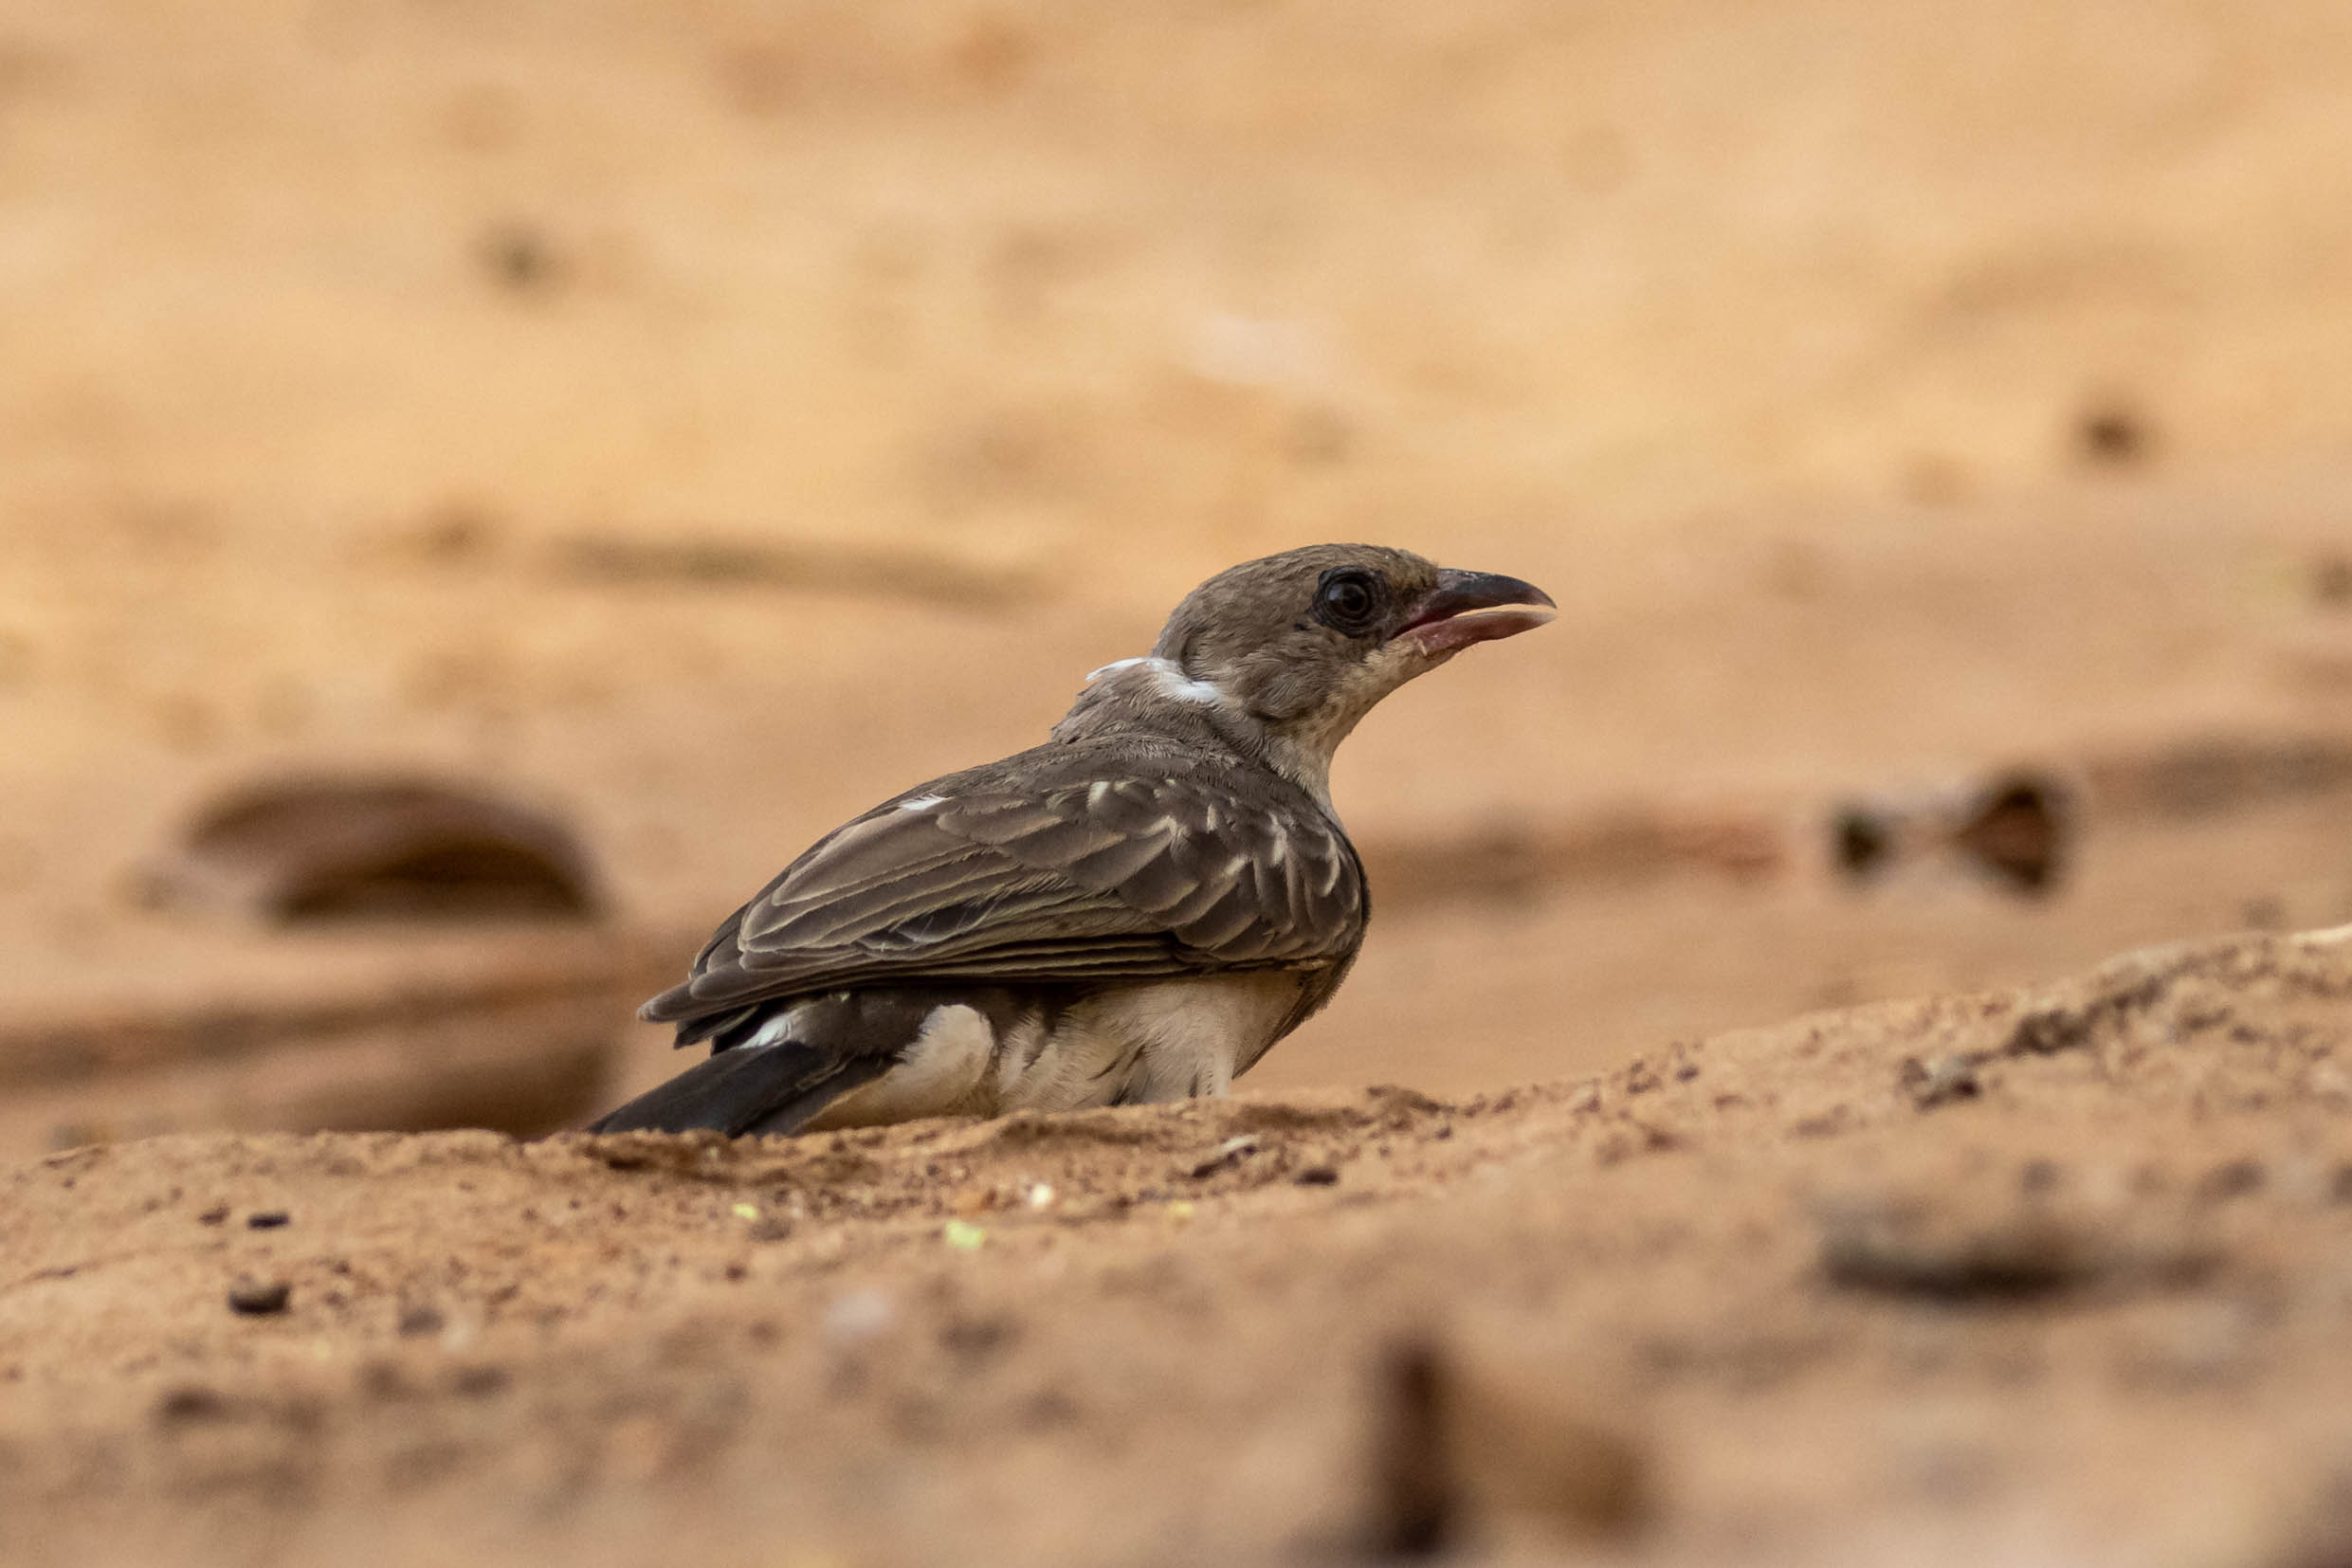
[
  {"x1": 5, "y1": 0, "x2": 2352, "y2": 1562},
  {"x1": 8, "y1": 926, "x2": 2352, "y2": 1568}
]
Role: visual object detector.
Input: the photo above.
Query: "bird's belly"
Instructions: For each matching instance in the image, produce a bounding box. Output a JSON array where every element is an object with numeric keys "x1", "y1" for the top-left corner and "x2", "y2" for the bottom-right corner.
[
  {"x1": 799, "y1": 1002, "x2": 996, "y2": 1132},
  {"x1": 796, "y1": 971, "x2": 1311, "y2": 1133},
  {"x1": 997, "y1": 971, "x2": 1309, "y2": 1114}
]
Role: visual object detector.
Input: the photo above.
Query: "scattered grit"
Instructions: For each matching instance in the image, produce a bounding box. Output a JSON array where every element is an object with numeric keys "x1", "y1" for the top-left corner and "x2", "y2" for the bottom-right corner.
[{"x1": 4, "y1": 927, "x2": 2352, "y2": 1567}]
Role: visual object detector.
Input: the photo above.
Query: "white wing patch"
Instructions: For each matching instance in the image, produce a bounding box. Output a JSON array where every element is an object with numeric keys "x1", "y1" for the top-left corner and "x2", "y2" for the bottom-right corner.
[{"x1": 743, "y1": 1000, "x2": 816, "y2": 1049}]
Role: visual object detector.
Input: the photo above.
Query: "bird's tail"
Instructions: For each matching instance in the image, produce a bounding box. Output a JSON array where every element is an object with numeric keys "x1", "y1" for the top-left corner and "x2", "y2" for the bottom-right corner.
[{"x1": 585, "y1": 1044, "x2": 889, "y2": 1137}]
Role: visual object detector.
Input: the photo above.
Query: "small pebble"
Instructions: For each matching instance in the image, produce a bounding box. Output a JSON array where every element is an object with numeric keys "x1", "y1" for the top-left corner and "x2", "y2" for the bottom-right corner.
[
  {"x1": 1901, "y1": 1055, "x2": 1981, "y2": 1109},
  {"x1": 449, "y1": 1364, "x2": 510, "y2": 1398},
  {"x1": 1188, "y1": 1135, "x2": 1260, "y2": 1178},
  {"x1": 1294, "y1": 1165, "x2": 1342, "y2": 1187},
  {"x1": 155, "y1": 1386, "x2": 228, "y2": 1425},
  {"x1": 227, "y1": 1278, "x2": 291, "y2": 1316},
  {"x1": 246, "y1": 1210, "x2": 290, "y2": 1230}
]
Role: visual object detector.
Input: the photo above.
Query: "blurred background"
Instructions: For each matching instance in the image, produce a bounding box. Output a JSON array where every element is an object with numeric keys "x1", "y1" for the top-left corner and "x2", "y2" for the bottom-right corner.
[{"x1": 3, "y1": 0, "x2": 2350, "y2": 1155}]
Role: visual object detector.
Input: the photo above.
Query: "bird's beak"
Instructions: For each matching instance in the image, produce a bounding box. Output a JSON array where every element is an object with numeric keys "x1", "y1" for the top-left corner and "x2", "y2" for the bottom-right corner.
[{"x1": 1395, "y1": 569, "x2": 1558, "y2": 656}]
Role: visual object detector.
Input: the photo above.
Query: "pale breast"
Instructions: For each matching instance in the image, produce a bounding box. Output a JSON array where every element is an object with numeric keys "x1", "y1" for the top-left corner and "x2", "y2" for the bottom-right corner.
[
  {"x1": 998, "y1": 971, "x2": 1314, "y2": 1113},
  {"x1": 797, "y1": 970, "x2": 1318, "y2": 1132}
]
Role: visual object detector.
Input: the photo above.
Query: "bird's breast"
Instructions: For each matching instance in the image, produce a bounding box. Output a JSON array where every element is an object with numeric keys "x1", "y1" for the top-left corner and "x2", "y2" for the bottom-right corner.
[{"x1": 1000, "y1": 970, "x2": 1313, "y2": 1112}]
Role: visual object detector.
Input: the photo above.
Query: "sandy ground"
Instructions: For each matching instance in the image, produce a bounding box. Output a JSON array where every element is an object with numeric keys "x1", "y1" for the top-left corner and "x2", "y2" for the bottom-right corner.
[
  {"x1": 5, "y1": 1, "x2": 2352, "y2": 1561},
  {"x1": 7, "y1": 925, "x2": 2352, "y2": 1568}
]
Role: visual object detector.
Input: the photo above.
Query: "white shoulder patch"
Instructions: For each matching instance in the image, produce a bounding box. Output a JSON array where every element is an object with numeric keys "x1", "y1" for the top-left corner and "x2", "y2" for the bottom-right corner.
[
  {"x1": 1083, "y1": 653, "x2": 1231, "y2": 706},
  {"x1": 897, "y1": 793, "x2": 946, "y2": 812},
  {"x1": 1143, "y1": 657, "x2": 1231, "y2": 706}
]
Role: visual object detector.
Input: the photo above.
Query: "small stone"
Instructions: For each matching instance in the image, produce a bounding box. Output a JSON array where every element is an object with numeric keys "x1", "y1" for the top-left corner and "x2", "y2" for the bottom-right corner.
[
  {"x1": 1293, "y1": 1165, "x2": 1342, "y2": 1187},
  {"x1": 155, "y1": 1386, "x2": 228, "y2": 1425},
  {"x1": 448, "y1": 1364, "x2": 510, "y2": 1398},
  {"x1": 246, "y1": 1210, "x2": 290, "y2": 1230},
  {"x1": 227, "y1": 1278, "x2": 291, "y2": 1316},
  {"x1": 197, "y1": 1205, "x2": 229, "y2": 1226},
  {"x1": 1901, "y1": 1055, "x2": 1981, "y2": 1109},
  {"x1": 2077, "y1": 402, "x2": 2152, "y2": 465},
  {"x1": 1188, "y1": 1135, "x2": 1260, "y2": 1178}
]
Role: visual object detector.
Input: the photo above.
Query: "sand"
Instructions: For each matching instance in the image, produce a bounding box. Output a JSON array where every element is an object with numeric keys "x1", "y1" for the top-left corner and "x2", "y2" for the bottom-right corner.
[
  {"x1": 6, "y1": 926, "x2": 2352, "y2": 1567},
  {"x1": 5, "y1": 1, "x2": 2352, "y2": 1561}
]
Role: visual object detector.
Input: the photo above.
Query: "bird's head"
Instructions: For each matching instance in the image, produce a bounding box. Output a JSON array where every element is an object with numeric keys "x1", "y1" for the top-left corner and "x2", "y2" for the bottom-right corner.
[{"x1": 1061, "y1": 544, "x2": 1554, "y2": 801}]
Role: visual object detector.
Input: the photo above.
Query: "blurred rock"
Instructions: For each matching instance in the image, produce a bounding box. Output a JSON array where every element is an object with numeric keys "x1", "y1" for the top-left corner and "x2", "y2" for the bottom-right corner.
[
  {"x1": 137, "y1": 776, "x2": 603, "y2": 925},
  {"x1": 2076, "y1": 398, "x2": 2157, "y2": 466},
  {"x1": 2085, "y1": 735, "x2": 2352, "y2": 821},
  {"x1": 549, "y1": 533, "x2": 1047, "y2": 609},
  {"x1": 1832, "y1": 770, "x2": 2072, "y2": 896},
  {"x1": 1368, "y1": 1333, "x2": 1650, "y2": 1558}
]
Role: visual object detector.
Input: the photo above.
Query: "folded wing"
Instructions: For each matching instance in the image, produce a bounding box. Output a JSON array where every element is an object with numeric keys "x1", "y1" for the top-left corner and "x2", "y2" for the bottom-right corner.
[{"x1": 645, "y1": 760, "x2": 1364, "y2": 1045}]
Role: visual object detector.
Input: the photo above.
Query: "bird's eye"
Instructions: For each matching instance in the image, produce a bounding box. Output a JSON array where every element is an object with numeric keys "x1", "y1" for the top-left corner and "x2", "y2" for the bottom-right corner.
[{"x1": 1312, "y1": 567, "x2": 1383, "y2": 635}]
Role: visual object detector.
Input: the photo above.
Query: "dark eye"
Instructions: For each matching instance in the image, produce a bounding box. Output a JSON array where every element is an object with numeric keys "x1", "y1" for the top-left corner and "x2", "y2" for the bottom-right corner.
[{"x1": 1312, "y1": 567, "x2": 1383, "y2": 635}]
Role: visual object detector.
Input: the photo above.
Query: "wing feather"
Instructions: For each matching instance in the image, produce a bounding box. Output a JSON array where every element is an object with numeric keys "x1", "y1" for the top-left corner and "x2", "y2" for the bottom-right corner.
[{"x1": 643, "y1": 744, "x2": 1366, "y2": 1033}]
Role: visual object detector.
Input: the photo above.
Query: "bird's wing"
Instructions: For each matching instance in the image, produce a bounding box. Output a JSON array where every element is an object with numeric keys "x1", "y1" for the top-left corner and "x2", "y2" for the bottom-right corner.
[{"x1": 646, "y1": 770, "x2": 1363, "y2": 1032}]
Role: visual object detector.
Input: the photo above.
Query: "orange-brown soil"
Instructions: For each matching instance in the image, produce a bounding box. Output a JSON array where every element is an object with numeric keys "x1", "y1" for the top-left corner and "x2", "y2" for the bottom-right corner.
[
  {"x1": 6, "y1": 2, "x2": 2352, "y2": 1562},
  {"x1": 7, "y1": 927, "x2": 2352, "y2": 1566}
]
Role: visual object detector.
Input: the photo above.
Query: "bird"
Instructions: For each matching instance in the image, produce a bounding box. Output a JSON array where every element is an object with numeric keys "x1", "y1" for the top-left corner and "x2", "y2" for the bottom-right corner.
[{"x1": 589, "y1": 543, "x2": 1554, "y2": 1138}]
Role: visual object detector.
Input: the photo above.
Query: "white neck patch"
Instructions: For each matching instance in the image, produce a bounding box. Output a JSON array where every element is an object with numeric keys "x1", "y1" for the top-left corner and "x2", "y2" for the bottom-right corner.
[{"x1": 1086, "y1": 654, "x2": 1231, "y2": 708}]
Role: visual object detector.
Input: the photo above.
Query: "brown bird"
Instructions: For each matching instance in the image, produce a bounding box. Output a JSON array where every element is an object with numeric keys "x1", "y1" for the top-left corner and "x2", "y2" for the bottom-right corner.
[{"x1": 591, "y1": 544, "x2": 1554, "y2": 1137}]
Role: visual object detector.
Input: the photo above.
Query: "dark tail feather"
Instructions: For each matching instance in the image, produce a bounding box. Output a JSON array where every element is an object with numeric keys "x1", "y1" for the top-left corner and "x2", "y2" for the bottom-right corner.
[{"x1": 586, "y1": 1045, "x2": 890, "y2": 1137}]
